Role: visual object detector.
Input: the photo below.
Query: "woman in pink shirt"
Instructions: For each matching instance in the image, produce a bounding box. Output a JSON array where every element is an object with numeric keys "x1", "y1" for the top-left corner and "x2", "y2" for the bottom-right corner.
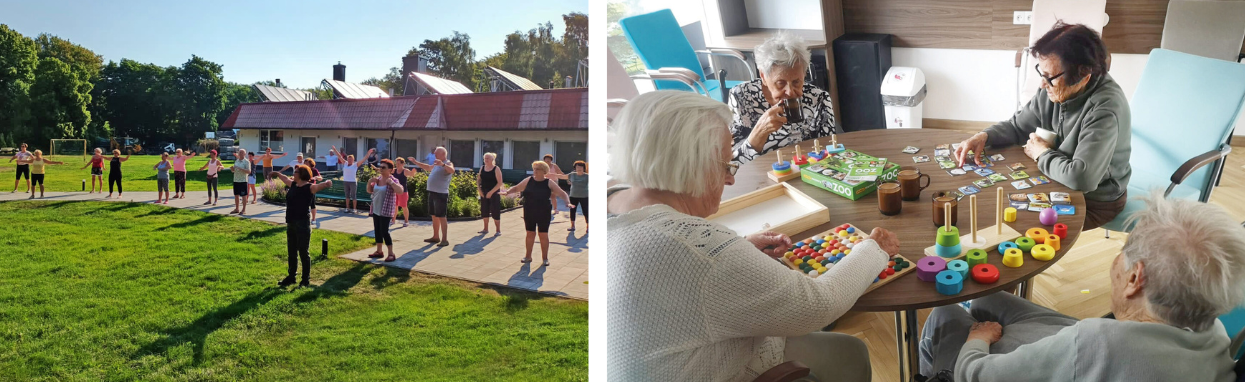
[
  {"x1": 171, "y1": 148, "x2": 197, "y2": 199},
  {"x1": 198, "y1": 150, "x2": 225, "y2": 206}
]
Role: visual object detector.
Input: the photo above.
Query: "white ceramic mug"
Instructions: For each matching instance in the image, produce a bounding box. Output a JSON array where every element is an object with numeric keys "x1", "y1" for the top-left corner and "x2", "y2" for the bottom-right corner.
[{"x1": 1035, "y1": 128, "x2": 1057, "y2": 143}]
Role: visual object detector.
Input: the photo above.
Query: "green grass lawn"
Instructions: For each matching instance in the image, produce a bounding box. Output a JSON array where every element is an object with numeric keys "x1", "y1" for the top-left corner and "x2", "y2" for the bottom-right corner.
[
  {"x1": 0, "y1": 201, "x2": 587, "y2": 381},
  {"x1": 1, "y1": 155, "x2": 247, "y2": 193}
]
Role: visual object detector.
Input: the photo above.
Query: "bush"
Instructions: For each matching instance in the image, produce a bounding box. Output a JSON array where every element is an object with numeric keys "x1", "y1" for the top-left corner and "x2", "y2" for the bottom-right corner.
[{"x1": 260, "y1": 179, "x2": 287, "y2": 203}]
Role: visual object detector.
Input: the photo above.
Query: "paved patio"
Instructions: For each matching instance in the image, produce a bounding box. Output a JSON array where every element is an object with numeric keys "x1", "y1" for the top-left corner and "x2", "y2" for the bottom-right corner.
[{"x1": 0, "y1": 191, "x2": 589, "y2": 300}]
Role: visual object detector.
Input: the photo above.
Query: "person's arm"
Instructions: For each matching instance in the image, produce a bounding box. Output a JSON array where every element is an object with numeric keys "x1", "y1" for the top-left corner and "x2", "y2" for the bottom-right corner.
[
  {"x1": 273, "y1": 172, "x2": 295, "y2": 187},
  {"x1": 407, "y1": 156, "x2": 434, "y2": 171},
  {"x1": 476, "y1": 171, "x2": 484, "y2": 198},
  {"x1": 235, "y1": 162, "x2": 250, "y2": 175},
  {"x1": 388, "y1": 175, "x2": 404, "y2": 194},
  {"x1": 503, "y1": 178, "x2": 529, "y2": 196},
  {"x1": 547, "y1": 173, "x2": 569, "y2": 180},
  {"x1": 44, "y1": 159, "x2": 64, "y2": 165},
  {"x1": 188, "y1": 151, "x2": 198, "y2": 158},
  {"x1": 276, "y1": 152, "x2": 288, "y2": 159},
  {"x1": 198, "y1": 162, "x2": 209, "y2": 171},
  {"x1": 550, "y1": 180, "x2": 572, "y2": 209},
  {"x1": 702, "y1": 237, "x2": 889, "y2": 338},
  {"x1": 311, "y1": 179, "x2": 333, "y2": 193},
  {"x1": 1035, "y1": 110, "x2": 1119, "y2": 192},
  {"x1": 119, "y1": 153, "x2": 131, "y2": 162},
  {"x1": 955, "y1": 324, "x2": 1079, "y2": 382},
  {"x1": 440, "y1": 161, "x2": 454, "y2": 174},
  {"x1": 366, "y1": 178, "x2": 376, "y2": 194}
]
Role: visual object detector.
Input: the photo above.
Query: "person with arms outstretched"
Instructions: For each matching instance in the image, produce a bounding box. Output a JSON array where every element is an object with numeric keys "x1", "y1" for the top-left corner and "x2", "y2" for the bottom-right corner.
[{"x1": 272, "y1": 165, "x2": 333, "y2": 288}]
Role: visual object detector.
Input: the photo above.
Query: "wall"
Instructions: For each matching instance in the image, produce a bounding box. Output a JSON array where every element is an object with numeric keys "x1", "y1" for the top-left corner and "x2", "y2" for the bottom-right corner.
[
  {"x1": 743, "y1": 0, "x2": 822, "y2": 30},
  {"x1": 238, "y1": 129, "x2": 588, "y2": 169},
  {"x1": 894, "y1": 47, "x2": 1245, "y2": 136}
]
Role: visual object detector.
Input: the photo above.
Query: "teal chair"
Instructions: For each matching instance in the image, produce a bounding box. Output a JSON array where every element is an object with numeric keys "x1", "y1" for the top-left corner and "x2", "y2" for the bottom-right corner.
[
  {"x1": 619, "y1": 9, "x2": 753, "y2": 102},
  {"x1": 1100, "y1": 49, "x2": 1245, "y2": 234}
]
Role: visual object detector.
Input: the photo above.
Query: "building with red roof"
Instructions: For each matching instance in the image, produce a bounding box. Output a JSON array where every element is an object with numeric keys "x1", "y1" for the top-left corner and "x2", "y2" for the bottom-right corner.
[{"x1": 222, "y1": 87, "x2": 587, "y2": 172}]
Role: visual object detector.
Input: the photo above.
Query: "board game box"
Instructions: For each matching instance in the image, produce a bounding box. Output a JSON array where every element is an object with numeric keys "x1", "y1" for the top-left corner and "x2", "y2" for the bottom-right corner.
[{"x1": 799, "y1": 149, "x2": 900, "y2": 200}]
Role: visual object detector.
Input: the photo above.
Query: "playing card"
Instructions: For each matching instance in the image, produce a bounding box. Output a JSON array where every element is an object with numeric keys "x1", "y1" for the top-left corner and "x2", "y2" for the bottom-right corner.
[
  {"x1": 973, "y1": 179, "x2": 994, "y2": 188},
  {"x1": 961, "y1": 164, "x2": 978, "y2": 171},
  {"x1": 1027, "y1": 193, "x2": 1050, "y2": 203},
  {"x1": 1009, "y1": 193, "x2": 1029, "y2": 202},
  {"x1": 1011, "y1": 180, "x2": 1033, "y2": 190},
  {"x1": 937, "y1": 160, "x2": 957, "y2": 169},
  {"x1": 989, "y1": 154, "x2": 1006, "y2": 161},
  {"x1": 947, "y1": 168, "x2": 967, "y2": 176},
  {"x1": 1028, "y1": 176, "x2": 1051, "y2": 185},
  {"x1": 934, "y1": 149, "x2": 951, "y2": 157},
  {"x1": 806, "y1": 164, "x2": 825, "y2": 173},
  {"x1": 902, "y1": 146, "x2": 920, "y2": 154},
  {"x1": 1008, "y1": 163, "x2": 1027, "y2": 171},
  {"x1": 978, "y1": 157, "x2": 995, "y2": 167},
  {"x1": 1051, "y1": 192, "x2": 1071, "y2": 205},
  {"x1": 1028, "y1": 202, "x2": 1052, "y2": 212},
  {"x1": 913, "y1": 155, "x2": 930, "y2": 163},
  {"x1": 1055, "y1": 205, "x2": 1076, "y2": 215},
  {"x1": 948, "y1": 190, "x2": 966, "y2": 200},
  {"x1": 988, "y1": 173, "x2": 1008, "y2": 183},
  {"x1": 1009, "y1": 171, "x2": 1030, "y2": 180},
  {"x1": 951, "y1": 143, "x2": 961, "y2": 151},
  {"x1": 935, "y1": 144, "x2": 950, "y2": 151},
  {"x1": 959, "y1": 185, "x2": 980, "y2": 195},
  {"x1": 974, "y1": 168, "x2": 996, "y2": 176},
  {"x1": 1010, "y1": 201, "x2": 1029, "y2": 210}
]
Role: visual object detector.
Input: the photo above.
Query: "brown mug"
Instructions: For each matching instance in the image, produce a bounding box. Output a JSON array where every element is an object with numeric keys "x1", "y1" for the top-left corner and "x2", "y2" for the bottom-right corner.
[
  {"x1": 783, "y1": 98, "x2": 805, "y2": 123},
  {"x1": 932, "y1": 191, "x2": 959, "y2": 228},
  {"x1": 898, "y1": 168, "x2": 931, "y2": 201},
  {"x1": 878, "y1": 182, "x2": 902, "y2": 216}
]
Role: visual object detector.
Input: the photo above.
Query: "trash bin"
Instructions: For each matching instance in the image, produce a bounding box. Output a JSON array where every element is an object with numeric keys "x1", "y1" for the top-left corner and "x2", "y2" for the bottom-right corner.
[{"x1": 880, "y1": 67, "x2": 927, "y2": 129}]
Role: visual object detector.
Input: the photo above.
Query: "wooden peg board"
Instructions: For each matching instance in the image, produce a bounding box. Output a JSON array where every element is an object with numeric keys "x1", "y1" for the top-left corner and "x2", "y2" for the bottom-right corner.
[
  {"x1": 768, "y1": 166, "x2": 801, "y2": 183},
  {"x1": 779, "y1": 224, "x2": 916, "y2": 293},
  {"x1": 922, "y1": 224, "x2": 1023, "y2": 260}
]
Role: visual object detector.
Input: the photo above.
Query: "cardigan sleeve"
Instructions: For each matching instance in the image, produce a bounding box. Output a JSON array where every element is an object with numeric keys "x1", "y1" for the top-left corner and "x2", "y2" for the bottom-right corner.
[
  {"x1": 701, "y1": 238, "x2": 889, "y2": 338},
  {"x1": 955, "y1": 325, "x2": 1079, "y2": 382}
]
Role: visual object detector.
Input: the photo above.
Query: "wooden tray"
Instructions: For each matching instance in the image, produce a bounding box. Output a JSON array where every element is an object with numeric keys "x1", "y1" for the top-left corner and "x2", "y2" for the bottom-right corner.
[
  {"x1": 779, "y1": 224, "x2": 916, "y2": 293},
  {"x1": 707, "y1": 182, "x2": 829, "y2": 238}
]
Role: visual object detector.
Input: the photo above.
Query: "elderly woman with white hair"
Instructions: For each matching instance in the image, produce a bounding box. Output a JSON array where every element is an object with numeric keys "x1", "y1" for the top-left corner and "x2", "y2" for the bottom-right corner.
[
  {"x1": 919, "y1": 195, "x2": 1245, "y2": 381},
  {"x1": 607, "y1": 90, "x2": 897, "y2": 382},
  {"x1": 728, "y1": 32, "x2": 837, "y2": 165}
]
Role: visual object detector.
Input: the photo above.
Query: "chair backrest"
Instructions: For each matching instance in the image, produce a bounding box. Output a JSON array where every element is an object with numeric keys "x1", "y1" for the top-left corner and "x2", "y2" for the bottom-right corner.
[
  {"x1": 1162, "y1": 1, "x2": 1245, "y2": 63},
  {"x1": 1127, "y1": 49, "x2": 1245, "y2": 199},
  {"x1": 607, "y1": 47, "x2": 641, "y2": 121},
  {"x1": 619, "y1": 9, "x2": 706, "y2": 91}
]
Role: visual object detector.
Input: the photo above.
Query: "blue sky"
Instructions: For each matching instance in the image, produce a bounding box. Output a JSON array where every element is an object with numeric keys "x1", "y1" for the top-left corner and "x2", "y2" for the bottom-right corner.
[{"x1": 1, "y1": 0, "x2": 587, "y2": 89}]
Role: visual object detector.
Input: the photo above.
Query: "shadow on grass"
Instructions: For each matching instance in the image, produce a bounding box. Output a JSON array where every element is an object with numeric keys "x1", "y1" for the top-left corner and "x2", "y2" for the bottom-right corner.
[
  {"x1": 368, "y1": 264, "x2": 411, "y2": 289},
  {"x1": 481, "y1": 282, "x2": 563, "y2": 313},
  {"x1": 135, "y1": 208, "x2": 179, "y2": 218},
  {"x1": 240, "y1": 226, "x2": 285, "y2": 242},
  {"x1": 158, "y1": 214, "x2": 225, "y2": 231},
  {"x1": 131, "y1": 262, "x2": 375, "y2": 365}
]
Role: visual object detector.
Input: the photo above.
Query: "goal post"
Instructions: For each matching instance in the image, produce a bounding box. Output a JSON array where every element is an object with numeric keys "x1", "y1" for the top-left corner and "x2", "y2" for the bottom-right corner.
[{"x1": 49, "y1": 139, "x2": 88, "y2": 162}]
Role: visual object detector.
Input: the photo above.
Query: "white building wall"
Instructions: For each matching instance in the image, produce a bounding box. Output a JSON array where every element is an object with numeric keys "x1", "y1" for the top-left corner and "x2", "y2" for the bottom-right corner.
[{"x1": 237, "y1": 129, "x2": 588, "y2": 169}]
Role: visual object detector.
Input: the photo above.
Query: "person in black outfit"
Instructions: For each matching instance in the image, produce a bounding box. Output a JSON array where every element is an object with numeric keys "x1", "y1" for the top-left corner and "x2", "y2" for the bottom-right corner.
[
  {"x1": 504, "y1": 161, "x2": 571, "y2": 267},
  {"x1": 477, "y1": 152, "x2": 504, "y2": 234},
  {"x1": 106, "y1": 149, "x2": 131, "y2": 198},
  {"x1": 272, "y1": 165, "x2": 333, "y2": 288}
]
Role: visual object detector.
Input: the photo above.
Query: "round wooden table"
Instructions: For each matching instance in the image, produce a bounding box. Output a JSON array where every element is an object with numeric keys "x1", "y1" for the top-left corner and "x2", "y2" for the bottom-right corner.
[{"x1": 725, "y1": 129, "x2": 1087, "y2": 380}]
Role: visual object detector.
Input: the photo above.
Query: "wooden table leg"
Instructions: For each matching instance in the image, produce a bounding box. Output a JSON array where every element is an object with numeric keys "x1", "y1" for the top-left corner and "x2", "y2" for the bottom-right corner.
[{"x1": 895, "y1": 309, "x2": 920, "y2": 381}]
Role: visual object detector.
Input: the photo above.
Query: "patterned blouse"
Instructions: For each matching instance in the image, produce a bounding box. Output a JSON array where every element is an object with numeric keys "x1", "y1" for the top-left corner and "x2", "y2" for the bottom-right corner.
[
  {"x1": 728, "y1": 79, "x2": 838, "y2": 165},
  {"x1": 369, "y1": 175, "x2": 401, "y2": 218}
]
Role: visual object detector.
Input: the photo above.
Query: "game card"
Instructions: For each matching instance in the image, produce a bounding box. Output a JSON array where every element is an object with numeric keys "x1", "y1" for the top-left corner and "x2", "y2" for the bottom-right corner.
[
  {"x1": 959, "y1": 185, "x2": 980, "y2": 195},
  {"x1": 937, "y1": 159, "x2": 957, "y2": 169},
  {"x1": 934, "y1": 149, "x2": 951, "y2": 157},
  {"x1": 1029, "y1": 176, "x2": 1051, "y2": 185},
  {"x1": 1009, "y1": 193, "x2": 1029, "y2": 202},
  {"x1": 973, "y1": 179, "x2": 995, "y2": 188},
  {"x1": 1011, "y1": 180, "x2": 1033, "y2": 190},
  {"x1": 948, "y1": 190, "x2": 966, "y2": 200},
  {"x1": 1008, "y1": 163, "x2": 1027, "y2": 171},
  {"x1": 974, "y1": 168, "x2": 996, "y2": 176},
  {"x1": 913, "y1": 155, "x2": 930, "y2": 163},
  {"x1": 1027, "y1": 193, "x2": 1050, "y2": 203},
  {"x1": 947, "y1": 168, "x2": 967, "y2": 176},
  {"x1": 1055, "y1": 205, "x2": 1076, "y2": 215},
  {"x1": 988, "y1": 173, "x2": 1008, "y2": 183},
  {"x1": 1051, "y1": 192, "x2": 1071, "y2": 205},
  {"x1": 935, "y1": 144, "x2": 950, "y2": 151},
  {"x1": 962, "y1": 164, "x2": 978, "y2": 172},
  {"x1": 1028, "y1": 202, "x2": 1052, "y2": 212},
  {"x1": 989, "y1": 154, "x2": 1006, "y2": 161},
  {"x1": 1009, "y1": 171, "x2": 1030, "y2": 180},
  {"x1": 902, "y1": 146, "x2": 920, "y2": 154},
  {"x1": 1010, "y1": 201, "x2": 1029, "y2": 210}
]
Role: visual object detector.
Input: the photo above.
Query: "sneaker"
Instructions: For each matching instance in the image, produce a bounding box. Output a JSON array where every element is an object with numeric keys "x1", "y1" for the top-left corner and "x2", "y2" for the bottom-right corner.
[
  {"x1": 298, "y1": 280, "x2": 311, "y2": 288},
  {"x1": 278, "y1": 277, "x2": 296, "y2": 287}
]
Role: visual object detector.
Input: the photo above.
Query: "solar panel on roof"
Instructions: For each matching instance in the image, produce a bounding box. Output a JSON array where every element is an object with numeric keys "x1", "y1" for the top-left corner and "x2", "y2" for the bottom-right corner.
[
  {"x1": 322, "y1": 79, "x2": 390, "y2": 99},
  {"x1": 485, "y1": 67, "x2": 543, "y2": 91},
  {"x1": 255, "y1": 85, "x2": 316, "y2": 102},
  {"x1": 410, "y1": 72, "x2": 472, "y2": 95}
]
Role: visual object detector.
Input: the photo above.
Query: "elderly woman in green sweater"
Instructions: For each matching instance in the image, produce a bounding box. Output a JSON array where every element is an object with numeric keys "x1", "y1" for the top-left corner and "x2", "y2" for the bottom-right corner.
[
  {"x1": 919, "y1": 195, "x2": 1245, "y2": 381},
  {"x1": 955, "y1": 23, "x2": 1131, "y2": 230}
]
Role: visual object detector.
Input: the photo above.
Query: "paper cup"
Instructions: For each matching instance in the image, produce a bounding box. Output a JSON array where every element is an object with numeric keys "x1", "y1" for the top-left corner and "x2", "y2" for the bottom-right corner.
[{"x1": 1035, "y1": 128, "x2": 1057, "y2": 143}]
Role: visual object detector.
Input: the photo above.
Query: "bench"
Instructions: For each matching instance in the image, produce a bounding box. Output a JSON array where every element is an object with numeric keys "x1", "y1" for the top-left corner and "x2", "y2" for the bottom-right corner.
[
  {"x1": 316, "y1": 179, "x2": 372, "y2": 204},
  {"x1": 0, "y1": 148, "x2": 14, "y2": 156}
]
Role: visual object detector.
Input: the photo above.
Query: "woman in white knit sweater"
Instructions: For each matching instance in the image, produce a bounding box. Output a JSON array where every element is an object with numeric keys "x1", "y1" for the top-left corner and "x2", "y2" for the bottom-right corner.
[{"x1": 607, "y1": 90, "x2": 899, "y2": 382}]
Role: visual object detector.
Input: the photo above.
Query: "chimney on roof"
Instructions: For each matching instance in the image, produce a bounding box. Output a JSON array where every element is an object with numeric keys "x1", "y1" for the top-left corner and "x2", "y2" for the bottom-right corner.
[
  {"x1": 549, "y1": 80, "x2": 555, "y2": 89},
  {"x1": 565, "y1": 76, "x2": 573, "y2": 88},
  {"x1": 333, "y1": 62, "x2": 346, "y2": 82},
  {"x1": 275, "y1": 79, "x2": 282, "y2": 87}
]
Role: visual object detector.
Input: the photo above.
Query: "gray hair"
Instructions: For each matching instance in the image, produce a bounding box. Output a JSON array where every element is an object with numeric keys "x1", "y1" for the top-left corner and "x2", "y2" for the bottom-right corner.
[
  {"x1": 1121, "y1": 193, "x2": 1245, "y2": 331},
  {"x1": 754, "y1": 31, "x2": 811, "y2": 76},
  {"x1": 609, "y1": 91, "x2": 731, "y2": 196}
]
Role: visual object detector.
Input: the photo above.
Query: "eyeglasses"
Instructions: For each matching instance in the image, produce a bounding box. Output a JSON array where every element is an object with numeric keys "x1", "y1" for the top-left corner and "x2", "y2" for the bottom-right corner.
[
  {"x1": 722, "y1": 161, "x2": 739, "y2": 176},
  {"x1": 1035, "y1": 64, "x2": 1065, "y2": 87}
]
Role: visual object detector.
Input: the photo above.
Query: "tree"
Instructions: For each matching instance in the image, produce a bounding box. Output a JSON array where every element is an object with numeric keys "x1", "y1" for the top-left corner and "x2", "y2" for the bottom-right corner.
[
  {"x1": 173, "y1": 55, "x2": 226, "y2": 144},
  {"x1": 216, "y1": 82, "x2": 257, "y2": 127},
  {"x1": 28, "y1": 57, "x2": 91, "y2": 143},
  {"x1": 92, "y1": 59, "x2": 179, "y2": 143},
  {"x1": 0, "y1": 24, "x2": 37, "y2": 142},
  {"x1": 34, "y1": 34, "x2": 102, "y2": 83},
  {"x1": 361, "y1": 66, "x2": 403, "y2": 95},
  {"x1": 410, "y1": 32, "x2": 477, "y2": 90},
  {"x1": 559, "y1": 12, "x2": 589, "y2": 86}
]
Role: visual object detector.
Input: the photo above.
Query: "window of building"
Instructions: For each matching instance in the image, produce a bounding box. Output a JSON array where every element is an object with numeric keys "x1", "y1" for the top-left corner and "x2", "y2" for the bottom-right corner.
[
  {"x1": 449, "y1": 140, "x2": 475, "y2": 168},
  {"x1": 367, "y1": 138, "x2": 390, "y2": 161},
  {"x1": 395, "y1": 139, "x2": 419, "y2": 162},
  {"x1": 481, "y1": 140, "x2": 504, "y2": 169},
  {"x1": 300, "y1": 137, "x2": 316, "y2": 159},
  {"x1": 555, "y1": 141, "x2": 587, "y2": 174},
  {"x1": 258, "y1": 130, "x2": 284, "y2": 151},
  {"x1": 339, "y1": 137, "x2": 358, "y2": 158},
  {"x1": 511, "y1": 141, "x2": 541, "y2": 170}
]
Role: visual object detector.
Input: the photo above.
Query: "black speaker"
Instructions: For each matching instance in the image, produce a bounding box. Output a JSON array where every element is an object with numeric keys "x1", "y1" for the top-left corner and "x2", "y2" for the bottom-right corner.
[{"x1": 833, "y1": 34, "x2": 892, "y2": 132}]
